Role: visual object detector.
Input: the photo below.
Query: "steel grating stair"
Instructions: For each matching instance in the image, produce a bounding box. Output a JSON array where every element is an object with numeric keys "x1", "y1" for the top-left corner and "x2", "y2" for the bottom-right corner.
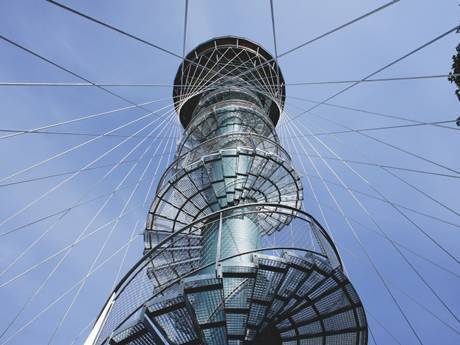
[
  {"x1": 148, "y1": 148, "x2": 303, "y2": 234},
  {"x1": 144, "y1": 147, "x2": 304, "y2": 270},
  {"x1": 107, "y1": 252, "x2": 366, "y2": 345}
]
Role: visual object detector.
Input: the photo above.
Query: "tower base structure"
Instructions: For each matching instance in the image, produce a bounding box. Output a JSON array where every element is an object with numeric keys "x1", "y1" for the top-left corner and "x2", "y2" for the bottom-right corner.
[{"x1": 110, "y1": 250, "x2": 367, "y2": 345}]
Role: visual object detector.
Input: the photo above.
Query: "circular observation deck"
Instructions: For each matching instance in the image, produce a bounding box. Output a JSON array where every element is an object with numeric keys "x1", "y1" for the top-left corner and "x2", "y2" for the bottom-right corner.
[{"x1": 173, "y1": 36, "x2": 286, "y2": 128}]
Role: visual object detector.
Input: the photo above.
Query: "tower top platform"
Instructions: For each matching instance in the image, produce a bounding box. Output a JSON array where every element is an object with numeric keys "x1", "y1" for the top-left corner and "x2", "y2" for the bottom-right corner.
[{"x1": 173, "y1": 36, "x2": 286, "y2": 128}]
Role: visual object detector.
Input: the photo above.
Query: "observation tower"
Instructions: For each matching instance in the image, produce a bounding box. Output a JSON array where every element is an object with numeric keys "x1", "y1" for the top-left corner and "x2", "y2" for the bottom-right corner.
[{"x1": 85, "y1": 37, "x2": 368, "y2": 345}]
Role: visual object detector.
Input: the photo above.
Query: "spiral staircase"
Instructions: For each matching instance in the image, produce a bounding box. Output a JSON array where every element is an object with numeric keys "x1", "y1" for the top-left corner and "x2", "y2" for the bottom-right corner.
[{"x1": 85, "y1": 37, "x2": 368, "y2": 345}]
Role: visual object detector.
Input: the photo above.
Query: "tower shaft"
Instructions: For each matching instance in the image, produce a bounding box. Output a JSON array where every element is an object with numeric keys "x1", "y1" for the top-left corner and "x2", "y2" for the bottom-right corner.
[{"x1": 181, "y1": 86, "x2": 286, "y2": 272}]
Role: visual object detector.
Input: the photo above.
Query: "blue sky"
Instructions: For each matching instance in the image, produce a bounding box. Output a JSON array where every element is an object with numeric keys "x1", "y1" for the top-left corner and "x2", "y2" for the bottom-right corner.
[{"x1": 0, "y1": 0, "x2": 459, "y2": 344}]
